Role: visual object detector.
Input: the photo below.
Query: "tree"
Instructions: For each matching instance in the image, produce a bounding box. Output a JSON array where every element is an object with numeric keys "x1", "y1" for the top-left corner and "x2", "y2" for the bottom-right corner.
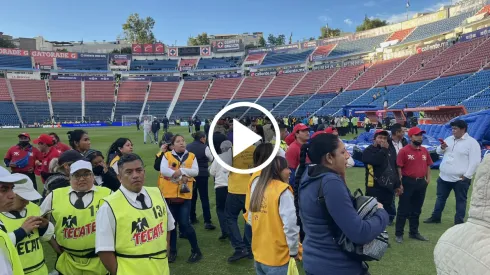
[
  {"x1": 267, "y1": 34, "x2": 277, "y2": 46},
  {"x1": 356, "y1": 16, "x2": 387, "y2": 32},
  {"x1": 188, "y1": 32, "x2": 210, "y2": 46},
  {"x1": 0, "y1": 37, "x2": 15, "y2": 48},
  {"x1": 56, "y1": 48, "x2": 68, "y2": 52},
  {"x1": 267, "y1": 34, "x2": 286, "y2": 46},
  {"x1": 309, "y1": 37, "x2": 316, "y2": 41},
  {"x1": 258, "y1": 36, "x2": 266, "y2": 47},
  {"x1": 122, "y1": 13, "x2": 156, "y2": 44},
  {"x1": 320, "y1": 26, "x2": 341, "y2": 39},
  {"x1": 111, "y1": 47, "x2": 132, "y2": 54}
]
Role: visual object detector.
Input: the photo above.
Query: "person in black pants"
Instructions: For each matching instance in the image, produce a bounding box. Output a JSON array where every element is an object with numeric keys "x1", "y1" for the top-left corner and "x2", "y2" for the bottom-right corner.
[
  {"x1": 187, "y1": 131, "x2": 216, "y2": 230},
  {"x1": 395, "y1": 127, "x2": 433, "y2": 244}
]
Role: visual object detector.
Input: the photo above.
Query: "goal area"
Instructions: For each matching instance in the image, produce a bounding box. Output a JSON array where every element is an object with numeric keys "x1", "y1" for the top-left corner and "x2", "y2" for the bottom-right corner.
[{"x1": 121, "y1": 115, "x2": 153, "y2": 127}]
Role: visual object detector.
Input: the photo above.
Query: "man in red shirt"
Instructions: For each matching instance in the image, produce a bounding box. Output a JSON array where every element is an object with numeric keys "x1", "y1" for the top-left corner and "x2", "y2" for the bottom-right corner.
[
  {"x1": 395, "y1": 127, "x2": 433, "y2": 244},
  {"x1": 33, "y1": 134, "x2": 60, "y2": 184},
  {"x1": 4, "y1": 132, "x2": 43, "y2": 190},
  {"x1": 285, "y1": 123, "x2": 310, "y2": 186},
  {"x1": 49, "y1": 132, "x2": 71, "y2": 154}
]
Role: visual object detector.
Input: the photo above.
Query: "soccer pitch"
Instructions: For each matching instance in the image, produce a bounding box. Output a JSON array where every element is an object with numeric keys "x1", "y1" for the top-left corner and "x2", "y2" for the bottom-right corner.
[{"x1": 0, "y1": 126, "x2": 461, "y2": 275}]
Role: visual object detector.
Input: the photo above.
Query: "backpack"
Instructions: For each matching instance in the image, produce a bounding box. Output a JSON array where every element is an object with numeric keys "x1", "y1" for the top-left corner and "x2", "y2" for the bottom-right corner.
[{"x1": 319, "y1": 183, "x2": 389, "y2": 262}]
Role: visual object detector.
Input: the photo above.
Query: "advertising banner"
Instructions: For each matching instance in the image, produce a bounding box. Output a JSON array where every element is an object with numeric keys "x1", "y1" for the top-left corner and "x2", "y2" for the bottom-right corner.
[
  {"x1": 110, "y1": 54, "x2": 130, "y2": 65},
  {"x1": 84, "y1": 76, "x2": 114, "y2": 81},
  {"x1": 61, "y1": 123, "x2": 108, "y2": 128},
  {"x1": 302, "y1": 41, "x2": 317, "y2": 48},
  {"x1": 154, "y1": 43, "x2": 165, "y2": 54},
  {"x1": 320, "y1": 36, "x2": 350, "y2": 46},
  {"x1": 79, "y1": 53, "x2": 108, "y2": 59},
  {"x1": 459, "y1": 26, "x2": 490, "y2": 42},
  {"x1": 51, "y1": 75, "x2": 82, "y2": 81},
  {"x1": 132, "y1": 44, "x2": 142, "y2": 53},
  {"x1": 7, "y1": 71, "x2": 41, "y2": 80},
  {"x1": 168, "y1": 47, "x2": 178, "y2": 56},
  {"x1": 273, "y1": 44, "x2": 299, "y2": 52},
  {"x1": 250, "y1": 70, "x2": 276, "y2": 77},
  {"x1": 278, "y1": 67, "x2": 306, "y2": 75},
  {"x1": 184, "y1": 75, "x2": 213, "y2": 81},
  {"x1": 215, "y1": 73, "x2": 242, "y2": 79},
  {"x1": 313, "y1": 58, "x2": 364, "y2": 70},
  {"x1": 248, "y1": 47, "x2": 273, "y2": 54},
  {"x1": 123, "y1": 76, "x2": 151, "y2": 81},
  {"x1": 151, "y1": 76, "x2": 180, "y2": 82},
  {"x1": 179, "y1": 47, "x2": 200, "y2": 56},
  {"x1": 31, "y1": 50, "x2": 78, "y2": 59},
  {"x1": 144, "y1": 44, "x2": 154, "y2": 54},
  {"x1": 212, "y1": 39, "x2": 244, "y2": 53},
  {"x1": 416, "y1": 40, "x2": 451, "y2": 53},
  {"x1": 0, "y1": 48, "x2": 29, "y2": 56}
]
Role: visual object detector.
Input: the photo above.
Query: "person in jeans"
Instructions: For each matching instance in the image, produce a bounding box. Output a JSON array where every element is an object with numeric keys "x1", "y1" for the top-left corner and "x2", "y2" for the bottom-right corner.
[
  {"x1": 159, "y1": 135, "x2": 202, "y2": 263},
  {"x1": 395, "y1": 127, "x2": 433, "y2": 244},
  {"x1": 209, "y1": 140, "x2": 233, "y2": 240},
  {"x1": 298, "y1": 133, "x2": 388, "y2": 275},
  {"x1": 248, "y1": 157, "x2": 300, "y2": 275},
  {"x1": 187, "y1": 131, "x2": 216, "y2": 230},
  {"x1": 425, "y1": 120, "x2": 481, "y2": 225}
]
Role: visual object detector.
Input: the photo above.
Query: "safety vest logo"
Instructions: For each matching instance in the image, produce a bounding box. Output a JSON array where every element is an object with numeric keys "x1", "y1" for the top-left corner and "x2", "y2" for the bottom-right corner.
[
  {"x1": 62, "y1": 215, "x2": 96, "y2": 239},
  {"x1": 17, "y1": 238, "x2": 41, "y2": 255},
  {"x1": 131, "y1": 218, "x2": 164, "y2": 246}
]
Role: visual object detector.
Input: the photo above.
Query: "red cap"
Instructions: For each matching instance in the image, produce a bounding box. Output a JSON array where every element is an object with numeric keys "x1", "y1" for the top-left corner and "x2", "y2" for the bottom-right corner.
[
  {"x1": 18, "y1": 133, "x2": 30, "y2": 139},
  {"x1": 374, "y1": 129, "x2": 389, "y2": 136},
  {"x1": 324, "y1": 127, "x2": 337, "y2": 134},
  {"x1": 33, "y1": 134, "x2": 54, "y2": 146},
  {"x1": 408, "y1": 127, "x2": 426, "y2": 137},
  {"x1": 311, "y1": 131, "x2": 325, "y2": 139},
  {"x1": 292, "y1": 123, "x2": 309, "y2": 134},
  {"x1": 285, "y1": 133, "x2": 295, "y2": 146}
]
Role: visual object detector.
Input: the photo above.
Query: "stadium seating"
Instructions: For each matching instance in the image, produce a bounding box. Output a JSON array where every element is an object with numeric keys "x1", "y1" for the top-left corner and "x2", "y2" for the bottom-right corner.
[
  {"x1": 0, "y1": 55, "x2": 32, "y2": 69},
  {"x1": 33, "y1": 56, "x2": 53, "y2": 69},
  {"x1": 197, "y1": 78, "x2": 242, "y2": 118},
  {"x1": 311, "y1": 44, "x2": 337, "y2": 59},
  {"x1": 371, "y1": 81, "x2": 428, "y2": 108},
  {"x1": 49, "y1": 80, "x2": 82, "y2": 122},
  {"x1": 261, "y1": 50, "x2": 313, "y2": 66},
  {"x1": 463, "y1": 86, "x2": 490, "y2": 112},
  {"x1": 316, "y1": 90, "x2": 366, "y2": 116},
  {"x1": 57, "y1": 57, "x2": 108, "y2": 71},
  {"x1": 179, "y1": 59, "x2": 199, "y2": 68},
  {"x1": 318, "y1": 65, "x2": 364, "y2": 93},
  {"x1": 172, "y1": 80, "x2": 210, "y2": 119},
  {"x1": 386, "y1": 27, "x2": 415, "y2": 42},
  {"x1": 476, "y1": 4, "x2": 490, "y2": 15},
  {"x1": 443, "y1": 37, "x2": 490, "y2": 76},
  {"x1": 377, "y1": 49, "x2": 441, "y2": 87},
  {"x1": 245, "y1": 53, "x2": 266, "y2": 63},
  {"x1": 289, "y1": 69, "x2": 338, "y2": 96},
  {"x1": 403, "y1": 11, "x2": 474, "y2": 44},
  {"x1": 196, "y1": 57, "x2": 241, "y2": 69},
  {"x1": 114, "y1": 81, "x2": 148, "y2": 120},
  {"x1": 233, "y1": 76, "x2": 274, "y2": 99},
  {"x1": 0, "y1": 78, "x2": 19, "y2": 125},
  {"x1": 130, "y1": 59, "x2": 178, "y2": 71},
  {"x1": 349, "y1": 58, "x2": 404, "y2": 90},
  {"x1": 253, "y1": 73, "x2": 305, "y2": 115},
  {"x1": 424, "y1": 69, "x2": 490, "y2": 107},
  {"x1": 292, "y1": 93, "x2": 337, "y2": 117},
  {"x1": 84, "y1": 81, "x2": 114, "y2": 121},
  {"x1": 328, "y1": 34, "x2": 389, "y2": 58},
  {"x1": 391, "y1": 74, "x2": 468, "y2": 108},
  {"x1": 147, "y1": 82, "x2": 179, "y2": 118},
  {"x1": 10, "y1": 79, "x2": 50, "y2": 123},
  {"x1": 406, "y1": 38, "x2": 482, "y2": 83},
  {"x1": 273, "y1": 94, "x2": 314, "y2": 116}
]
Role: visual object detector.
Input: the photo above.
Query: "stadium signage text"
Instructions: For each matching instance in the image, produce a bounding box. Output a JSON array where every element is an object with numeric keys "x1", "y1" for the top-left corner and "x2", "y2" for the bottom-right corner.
[
  {"x1": 279, "y1": 67, "x2": 306, "y2": 74},
  {"x1": 250, "y1": 70, "x2": 276, "y2": 77},
  {"x1": 31, "y1": 51, "x2": 78, "y2": 59},
  {"x1": 416, "y1": 41, "x2": 450, "y2": 53},
  {"x1": 7, "y1": 71, "x2": 41, "y2": 80},
  {"x1": 212, "y1": 39, "x2": 244, "y2": 53},
  {"x1": 459, "y1": 26, "x2": 490, "y2": 42},
  {"x1": 313, "y1": 58, "x2": 364, "y2": 70},
  {"x1": 215, "y1": 73, "x2": 242, "y2": 79},
  {"x1": 79, "y1": 53, "x2": 108, "y2": 59},
  {"x1": 0, "y1": 48, "x2": 29, "y2": 56}
]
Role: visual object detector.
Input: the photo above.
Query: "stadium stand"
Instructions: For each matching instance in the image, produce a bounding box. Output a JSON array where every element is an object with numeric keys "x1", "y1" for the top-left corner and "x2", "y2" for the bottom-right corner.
[
  {"x1": 172, "y1": 80, "x2": 210, "y2": 119},
  {"x1": 402, "y1": 11, "x2": 475, "y2": 44},
  {"x1": 0, "y1": 55, "x2": 32, "y2": 69},
  {"x1": 130, "y1": 59, "x2": 178, "y2": 71},
  {"x1": 33, "y1": 56, "x2": 54, "y2": 69},
  {"x1": 84, "y1": 81, "x2": 114, "y2": 121},
  {"x1": 443, "y1": 37, "x2": 490, "y2": 76},
  {"x1": 317, "y1": 89, "x2": 366, "y2": 116},
  {"x1": 179, "y1": 59, "x2": 199, "y2": 68},
  {"x1": 254, "y1": 72, "x2": 305, "y2": 114},
  {"x1": 49, "y1": 80, "x2": 82, "y2": 122},
  {"x1": 0, "y1": 78, "x2": 20, "y2": 125},
  {"x1": 233, "y1": 76, "x2": 274, "y2": 99},
  {"x1": 476, "y1": 4, "x2": 490, "y2": 15},
  {"x1": 463, "y1": 86, "x2": 490, "y2": 112},
  {"x1": 196, "y1": 57, "x2": 241, "y2": 69},
  {"x1": 261, "y1": 50, "x2": 313, "y2": 66},
  {"x1": 318, "y1": 65, "x2": 364, "y2": 93},
  {"x1": 147, "y1": 82, "x2": 179, "y2": 118},
  {"x1": 371, "y1": 81, "x2": 428, "y2": 108},
  {"x1": 292, "y1": 93, "x2": 337, "y2": 117},
  {"x1": 349, "y1": 58, "x2": 405, "y2": 91},
  {"x1": 386, "y1": 27, "x2": 415, "y2": 42},
  {"x1": 245, "y1": 53, "x2": 266, "y2": 64},
  {"x1": 289, "y1": 69, "x2": 338, "y2": 96},
  {"x1": 10, "y1": 80, "x2": 50, "y2": 124},
  {"x1": 57, "y1": 57, "x2": 108, "y2": 71},
  {"x1": 114, "y1": 81, "x2": 147, "y2": 119},
  {"x1": 328, "y1": 34, "x2": 389, "y2": 58},
  {"x1": 197, "y1": 78, "x2": 242, "y2": 118},
  {"x1": 311, "y1": 44, "x2": 337, "y2": 59}
]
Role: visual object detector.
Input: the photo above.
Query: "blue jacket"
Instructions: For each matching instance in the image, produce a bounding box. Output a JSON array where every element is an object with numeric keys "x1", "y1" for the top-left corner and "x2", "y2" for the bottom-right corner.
[{"x1": 298, "y1": 166, "x2": 389, "y2": 275}]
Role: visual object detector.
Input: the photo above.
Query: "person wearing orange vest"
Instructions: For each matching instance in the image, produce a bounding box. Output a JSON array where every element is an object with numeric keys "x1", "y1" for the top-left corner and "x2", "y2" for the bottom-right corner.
[
  {"x1": 248, "y1": 156, "x2": 300, "y2": 274},
  {"x1": 159, "y1": 134, "x2": 202, "y2": 263}
]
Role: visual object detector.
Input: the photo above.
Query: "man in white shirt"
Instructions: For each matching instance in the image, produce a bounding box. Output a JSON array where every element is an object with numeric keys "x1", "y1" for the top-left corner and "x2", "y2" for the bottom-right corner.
[
  {"x1": 425, "y1": 120, "x2": 481, "y2": 225},
  {"x1": 96, "y1": 153, "x2": 175, "y2": 274},
  {"x1": 143, "y1": 117, "x2": 154, "y2": 144}
]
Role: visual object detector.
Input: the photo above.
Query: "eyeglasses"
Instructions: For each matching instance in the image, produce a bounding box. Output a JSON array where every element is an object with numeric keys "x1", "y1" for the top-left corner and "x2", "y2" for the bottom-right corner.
[{"x1": 73, "y1": 171, "x2": 92, "y2": 179}]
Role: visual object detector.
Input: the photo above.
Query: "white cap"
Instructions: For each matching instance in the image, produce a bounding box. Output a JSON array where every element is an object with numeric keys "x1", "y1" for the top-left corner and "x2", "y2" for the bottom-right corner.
[
  {"x1": 70, "y1": 160, "x2": 93, "y2": 175},
  {"x1": 0, "y1": 166, "x2": 28, "y2": 185},
  {"x1": 13, "y1": 174, "x2": 42, "y2": 201}
]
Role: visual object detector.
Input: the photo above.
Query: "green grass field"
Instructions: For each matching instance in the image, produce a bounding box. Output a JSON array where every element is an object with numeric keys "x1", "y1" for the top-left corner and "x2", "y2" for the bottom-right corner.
[{"x1": 0, "y1": 126, "x2": 463, "y2": 275}]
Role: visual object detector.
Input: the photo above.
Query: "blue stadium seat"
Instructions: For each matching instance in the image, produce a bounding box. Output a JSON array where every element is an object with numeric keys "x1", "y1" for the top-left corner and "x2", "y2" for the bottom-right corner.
[
  {"x1": 328, "y1": 34, "x2": 390, "y2": 58},
  {"x1": 85, "y1": 102, "x2": 113, "y2": 122},
  {"x1": 196, "y1": 57, "x2": 241, "y2": 70},
  {"x1": 0, "y1": 102, "x2": 20, "y2": 125},
  {"x1": 261, "y1": 50, "x2": 313, "y2": 66},
  {"x1": 52, "y1": 102, "x2": 82, "y2": 122},
  {"x1": 130, "y1": 59, "x2": 178, "y2": 71},
  {"x1": 16, "y1": 102, "x2": 50, "y2": 124},
  {"x1": 0, "y1": 55, "x2": 32, "y2": 68},
  {"x1": 171, "y1": 100, "x2": 201, "y2": 120},
  {"x1": 197, "y1": 99, "x2": 230, "y2": 119}
]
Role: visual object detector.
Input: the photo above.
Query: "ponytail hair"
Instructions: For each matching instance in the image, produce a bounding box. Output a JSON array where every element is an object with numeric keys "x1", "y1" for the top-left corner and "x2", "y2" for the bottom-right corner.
[
  {"x1": 250, "y1": 156, "x2": 288, "y2": 212},
  {"x1": 106, "y1": 138, "x2": 132, "y2": 165},
  {"x1": 67, "y1": 129, "x2": 87, "y2": 150},
  {"x1": 294, "y1": 143, "x2": 310, "y2": 228}
]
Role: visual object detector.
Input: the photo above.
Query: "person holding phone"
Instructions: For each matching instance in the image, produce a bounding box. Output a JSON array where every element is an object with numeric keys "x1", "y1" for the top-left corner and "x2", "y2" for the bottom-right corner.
[{"x1": 424, "y1": 120, "x2": 481, "y2": 225}]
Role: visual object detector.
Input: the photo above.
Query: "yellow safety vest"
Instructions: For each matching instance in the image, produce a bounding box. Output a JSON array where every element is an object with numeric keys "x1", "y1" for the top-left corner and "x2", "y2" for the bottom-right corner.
[
  {"x1": 251, "y1": 179, "x2": 293, "y2": 266},
  {"x1": 243, "y1": 171, "x2": 261, "y2": 221},
  {"x1": 0, "y1": 203, "x2": 46, "y2": 275},
  {"x1": 51, "y1": 186, "x2": 111, "y2": 257},
  {"x1": 110, "y1": 155, "x2": 120, "y2": 167},
  {"x1": 0, "y1": 224, "x2": 25, "y2": 275},
  {"x1": 158, "y1": 152, "x2": 196, "y2": 200},
  {"x1": 228, "y1": 146, "x2": 255, "y2": 195},
  {"x1": 102, "y1": 187, "x2": 169, "y2": 275}
]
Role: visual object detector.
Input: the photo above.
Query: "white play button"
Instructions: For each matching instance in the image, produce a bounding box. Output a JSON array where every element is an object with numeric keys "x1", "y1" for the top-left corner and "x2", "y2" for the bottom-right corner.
[
  {"x1": 232, "y1": 119, "x2": 262, "y2": 157},
  {"x1": 208, "y1": 102, "x2": 280, "y2": 174}
]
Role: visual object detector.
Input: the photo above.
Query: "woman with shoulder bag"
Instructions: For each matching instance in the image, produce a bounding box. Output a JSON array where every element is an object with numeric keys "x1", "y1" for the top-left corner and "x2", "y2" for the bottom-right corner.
[{"x1": 297, "y1": 133, "x2": 389, "y2": 275}]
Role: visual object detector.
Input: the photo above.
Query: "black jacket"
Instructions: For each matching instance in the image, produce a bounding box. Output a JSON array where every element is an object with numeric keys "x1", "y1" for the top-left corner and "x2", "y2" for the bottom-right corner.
[
  {"x1": 151, "y1": 120, "x2": 161, "y2": 133},
  {"x1": 362, "y1": 144, "x2": 400, "y2": 190},
  {"x1": 99, "y1": 167, "x2": 121, "y2": 192},
  {"x1": 186, "y1": 141, "x2": 208, "y2": 177}
]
